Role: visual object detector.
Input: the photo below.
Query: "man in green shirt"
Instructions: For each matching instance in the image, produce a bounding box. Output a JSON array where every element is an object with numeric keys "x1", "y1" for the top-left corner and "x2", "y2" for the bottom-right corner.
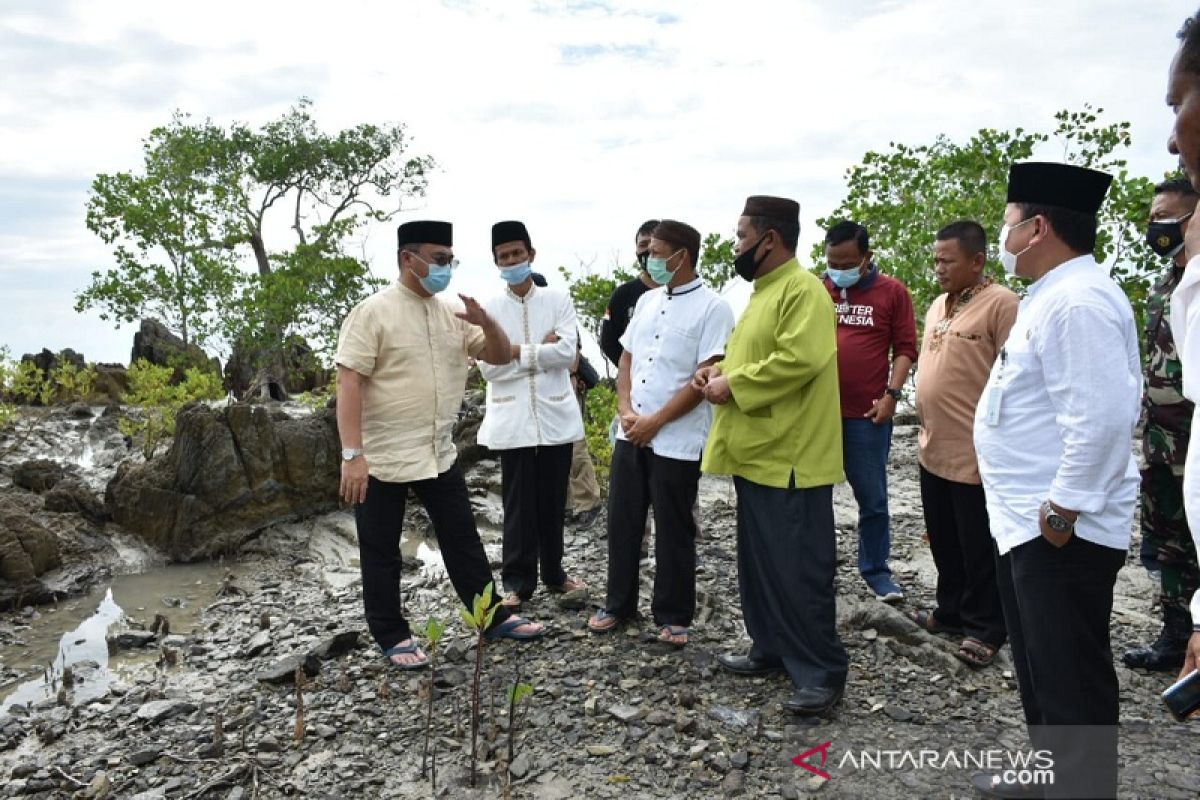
[{"x1": 696, "y1": 195, "x2": 849, "y2": 716}]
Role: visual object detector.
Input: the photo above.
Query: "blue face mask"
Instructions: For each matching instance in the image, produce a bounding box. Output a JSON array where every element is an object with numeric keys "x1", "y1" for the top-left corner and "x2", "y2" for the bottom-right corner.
[
  {"x1": 826, "y1": 262, "x2": 864, "y2": 289},
  {"x1": 411, "y1": 253, "x2": 454, "y2": 294},
  {"x1": 646, "y1": 250, "x2": 681, "y2": 286},
  {"x1": 500, "y1": 261, "x2": 533, "y2": 285}
]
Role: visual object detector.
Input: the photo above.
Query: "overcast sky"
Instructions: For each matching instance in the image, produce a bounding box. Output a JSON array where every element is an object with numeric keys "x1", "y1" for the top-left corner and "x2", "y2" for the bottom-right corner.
[{"x1": 1, "y1": 0, "x2": 1196, "y2": 366}]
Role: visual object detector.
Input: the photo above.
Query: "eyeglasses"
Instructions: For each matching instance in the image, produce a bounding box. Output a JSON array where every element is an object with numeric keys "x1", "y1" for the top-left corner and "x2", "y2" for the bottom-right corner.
[{"x1": 412, "y1": 252, "x2": 460, "y2": 270}]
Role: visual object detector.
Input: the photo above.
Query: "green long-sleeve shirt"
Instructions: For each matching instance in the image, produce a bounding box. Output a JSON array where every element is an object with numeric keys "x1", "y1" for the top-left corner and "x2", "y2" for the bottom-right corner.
[{"x1": 701, "y1": 259, "x2": 845, "y2": 489}]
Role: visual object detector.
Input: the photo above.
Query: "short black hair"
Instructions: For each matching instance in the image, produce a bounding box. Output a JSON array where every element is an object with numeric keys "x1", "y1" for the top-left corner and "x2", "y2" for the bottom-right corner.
[
  {"x1": 824, "y1": 220, "x2": 869, "y2": 254},
  {"x1": 1015, "y1": 204, "x2": 1098, "y2": 254},
  {"x1": 1178, "y1": 11, "x2": 1200, "y2": 75},
  {"x1": 935, "y1": 220, "x2": 988, "y2": 257},
  {"x1": 746, "y1": 216, "x2": 800, "y2": 251},
  {"x1": 636, "y1": 219, "x2": 660, "y2": 240},
  {"x1": 1155, "y1": 177, "x2": 1200, "y2": 199}
]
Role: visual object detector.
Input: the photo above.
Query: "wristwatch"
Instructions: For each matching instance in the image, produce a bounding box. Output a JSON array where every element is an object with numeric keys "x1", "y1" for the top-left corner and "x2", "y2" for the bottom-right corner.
[
  {"x1": 884, "y1": 387, "x2": 903, "y2": 401},
  {"x1": 1041, "y1": 501, "x2": 1074, "y2": 533},
  {"x1": 341, "y1": 448, "x2": 364, "y2": 462}
]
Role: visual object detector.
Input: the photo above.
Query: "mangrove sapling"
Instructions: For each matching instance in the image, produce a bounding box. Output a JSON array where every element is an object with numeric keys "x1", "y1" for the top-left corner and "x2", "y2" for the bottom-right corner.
[
  {"x1": 506, "y1": 666, "x2": 534, "y2": 793},
  {"x1": 459, "y1": 582, "x2": 499, "y2": 789},
  {"x1": 420, "y1": 617, "x2": 447, "y2": 782}
]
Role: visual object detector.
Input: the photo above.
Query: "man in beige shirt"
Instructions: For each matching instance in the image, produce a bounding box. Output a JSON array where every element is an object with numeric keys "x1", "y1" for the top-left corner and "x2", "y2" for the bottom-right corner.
[
  {"x1": 911, "y1": 220, "x2": 1018, "y2": 669},
  {"x1": 336, "y1": 220, "x2": 545, "y2": 670}
]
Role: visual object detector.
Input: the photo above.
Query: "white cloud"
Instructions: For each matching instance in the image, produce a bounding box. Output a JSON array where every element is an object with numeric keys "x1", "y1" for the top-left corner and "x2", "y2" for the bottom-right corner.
[{"x1": 0, "y1": 0, "x2": 1195, "y2": 364}]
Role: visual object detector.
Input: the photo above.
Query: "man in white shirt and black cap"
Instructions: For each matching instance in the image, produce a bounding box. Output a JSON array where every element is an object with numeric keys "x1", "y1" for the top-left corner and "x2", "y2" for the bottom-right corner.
[
  {"x1": 478, "y1": 221, "x2": 588, "y2": 610},
  {"x1": 972, "y1": 163, "x2": 1139, "y2": 799}
]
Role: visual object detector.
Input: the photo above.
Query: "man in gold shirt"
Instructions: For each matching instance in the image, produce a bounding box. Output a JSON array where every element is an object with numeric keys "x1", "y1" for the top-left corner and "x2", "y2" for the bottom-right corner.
[
  {"x1": 911, "y1": 220, "x2": 1018, "y2": 669},
  {"x1": 335, "y1": 220, "x2": 545, "y2": 671},
  {"x1": 696, "y1": 195, "x2": 848, "y2": 715}
]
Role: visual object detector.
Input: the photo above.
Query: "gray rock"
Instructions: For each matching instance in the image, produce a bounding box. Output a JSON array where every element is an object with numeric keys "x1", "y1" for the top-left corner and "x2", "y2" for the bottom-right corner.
[
  {"x1": 257, "y1": 736, "x2": 282, "y2": 753},
  {"x1": 11, "y1": 761, "x2": 38, "y2": 778},
  {"x1": 706, "y1": 705, "x2": 761, "y2": 731},
  {"x1": 243, "y1": 630, "x2": 272, "y2": 658},
  {"x1": 731, "y1": 750, "x2": 749, "y2": 770},
  {"x1": 105, "y1": 403, "x2": 341, "y2": 561},
  {"x1": 310, "y1": 630, "x2": 359, "y2": 659},
  {"x1": 128, "y1": 748, "x2": 160, "y2": 766},
  {"x1": 721, "y1": 769, "x2": 745, "y2": 796},
  {"x1": 43, "y1": 479, "x2": 107, "y2": 522},
  {"x1": 509, "y1": 752, "x2": 532, "y2": 779},
  {"x1": 135, "y1": 699, "x2": 197, "y2": 724},
  {"x1": 12, "y1": 460, "x2": 65, "y2": 493},
  {"x1": 607, "y1": 704, "x2": 641, "y2": 723},
  {"x1": 257, "y1": 653, "x2": 321, "y2": 685},
  {"x1": 110, "y1": 630, "x2": 157, "y2": 650}
]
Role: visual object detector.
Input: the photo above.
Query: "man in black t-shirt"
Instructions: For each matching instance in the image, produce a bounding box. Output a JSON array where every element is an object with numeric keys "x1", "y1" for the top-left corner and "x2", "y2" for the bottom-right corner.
[{"x1": 599, "y1": 219, "x2": 660, "y2": 367}]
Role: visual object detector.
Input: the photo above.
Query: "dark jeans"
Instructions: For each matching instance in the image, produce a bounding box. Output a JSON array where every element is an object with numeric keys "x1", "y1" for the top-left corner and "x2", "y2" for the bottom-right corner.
[
  {"x1": 734, "y1": 476, "x2": 848, "y2": 690},
  {"x1": 499, "y1": 444, "x2": 573, "y2": 599},
  {"x1": 919, "y1": 465, "x2": 1006, "y2": 647},
  {"x1": 995, "y1": 534, "x2": 1125, "y2": 798},
  {"x1": 842, "y1": 418, "x2": 893, "y2": 580},
  {"x1": 354, "y1": 464, "x2": 511, "y2": 650},
  {"x1": 603, "y1": 439, "x2": 699, "y2": 627}
]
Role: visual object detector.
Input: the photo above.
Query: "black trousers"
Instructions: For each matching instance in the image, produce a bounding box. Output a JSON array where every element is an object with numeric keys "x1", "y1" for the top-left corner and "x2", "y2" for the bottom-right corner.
[
  {"x1": 734, "y1": 477, "x2": 848, "y2": 690},
  {"x1": 499, "y1": 444, "x2": 573, "y2": 599},
  {"x1": 995, "y1": 535, "x2": 1125, "y2": 799},
  {"x1": 604, "y1": 439, "x2": 699, "y2": 626},
  {"x1": 919, "y1": 465, "x2": 1006, "y2": 647},
  {"x1": 354, "y1": 465, "x2": 511, "y2": 650}
]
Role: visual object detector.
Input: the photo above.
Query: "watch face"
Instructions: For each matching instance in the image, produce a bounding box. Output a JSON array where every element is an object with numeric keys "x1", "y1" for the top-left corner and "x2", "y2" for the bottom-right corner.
[{"x1": 1047, "y1": 513, "x2": 1071, "y2": 532}]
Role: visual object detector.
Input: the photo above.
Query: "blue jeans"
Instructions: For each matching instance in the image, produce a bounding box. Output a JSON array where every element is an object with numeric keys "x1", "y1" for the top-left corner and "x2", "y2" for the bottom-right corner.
[{"x1": 842, "y1": 418, "x2": 893, "y2": 580}]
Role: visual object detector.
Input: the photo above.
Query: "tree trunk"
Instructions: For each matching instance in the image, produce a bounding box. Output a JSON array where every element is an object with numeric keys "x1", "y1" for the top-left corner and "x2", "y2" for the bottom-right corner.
[{"x1": 249, "y1": 231, "x2": 271, "y2": 277}]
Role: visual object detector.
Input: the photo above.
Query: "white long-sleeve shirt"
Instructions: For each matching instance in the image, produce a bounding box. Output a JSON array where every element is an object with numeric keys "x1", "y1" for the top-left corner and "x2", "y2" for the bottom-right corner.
[
  {"x1": 1169, "y1": 255, "x2": 1200, "y2": 626},
  {"x1": 477, "y1": 284, "x2": 584, "y2": 449},
  {"x1": 973, "y1": 255, "x2": 1140, "y2": 555}
]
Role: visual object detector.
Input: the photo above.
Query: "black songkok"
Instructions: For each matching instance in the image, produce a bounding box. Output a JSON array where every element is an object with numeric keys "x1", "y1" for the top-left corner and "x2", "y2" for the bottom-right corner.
[
  {"x1": 397, "y1": 220, "x2": 452, "y2": 248},
  {"x1": 491, "y1": 220, "x2": 532, "y2": 251},
  {"x1": 1006, "y1": 162, "x2": 1112, "y2": 215}
]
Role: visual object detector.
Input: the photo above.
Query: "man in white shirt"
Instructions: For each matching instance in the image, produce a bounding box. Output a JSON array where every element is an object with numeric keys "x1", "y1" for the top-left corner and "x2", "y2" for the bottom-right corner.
[
  {"x1": 586, "y1": 220, "x2": 734, "y2": 646},
  {"x1": 478, "y1": 221, "x2": 587, "y2": 610},
  {"x1": 972, "y1": 163, "x2": 1138, "y2": 800},
  {"x1": 1165, "y1": 7, "x2": 1200, "y2": 691}
]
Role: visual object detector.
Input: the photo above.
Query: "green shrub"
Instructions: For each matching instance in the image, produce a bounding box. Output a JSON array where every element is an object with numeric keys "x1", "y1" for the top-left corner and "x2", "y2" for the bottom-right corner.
[
  {"x1": 50, "y1": 360, "x2": 97, "y2": 404},
  {"x1": 120, "y1": 360, "x2": 225, "y2": 458},
  {"x1": 583, "y1": 382, "x2": 618, "y2": 485}
]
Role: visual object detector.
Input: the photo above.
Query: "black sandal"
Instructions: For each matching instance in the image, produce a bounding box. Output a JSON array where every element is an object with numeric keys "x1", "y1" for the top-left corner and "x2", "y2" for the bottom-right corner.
[{"x1": 908, "y1": 609, "x2": 962, "y2": 636}]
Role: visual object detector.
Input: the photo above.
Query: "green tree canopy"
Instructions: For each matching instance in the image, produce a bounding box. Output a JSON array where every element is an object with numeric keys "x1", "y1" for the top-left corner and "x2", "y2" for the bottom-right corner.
[
  {"x1": 811, "y1": 106, "x2": 1158, "y2": 327},
  {"x1": 77, "y1": 99, "x2": 435, "y2": 384}
]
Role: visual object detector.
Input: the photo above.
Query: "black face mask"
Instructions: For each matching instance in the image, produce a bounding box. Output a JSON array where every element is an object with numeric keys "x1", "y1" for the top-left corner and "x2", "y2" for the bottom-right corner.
[
  {"x1": 1146, "y1": 213, "x2": 1192, "y2": 258},
  {"x1": 636, "y1": 251, "x2": 649, "y2": 268},
  {"x1": 734, "y1": 233, "x2": 770, "y2": 282}
]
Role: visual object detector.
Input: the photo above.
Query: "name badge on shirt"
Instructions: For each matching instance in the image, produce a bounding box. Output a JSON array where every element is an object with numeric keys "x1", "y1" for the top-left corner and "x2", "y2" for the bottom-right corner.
[{"x1": 983, "y1": 385, "x2": 1003, "y2": 426}]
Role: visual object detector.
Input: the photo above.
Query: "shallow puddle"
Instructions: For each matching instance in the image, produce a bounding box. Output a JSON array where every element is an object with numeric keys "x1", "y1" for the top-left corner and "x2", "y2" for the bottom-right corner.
[{"x1": 0, "y1": 562, "x2": 237, "y2": 716}]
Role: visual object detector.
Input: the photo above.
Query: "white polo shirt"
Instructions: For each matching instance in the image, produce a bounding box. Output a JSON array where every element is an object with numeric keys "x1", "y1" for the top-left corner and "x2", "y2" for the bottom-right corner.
[
  {"x1": 973, "y1": 255, "x2": 1140, "y2": 555},
  {"x1": 619, "y1": 277, "x2": 734, "y2": 461}
]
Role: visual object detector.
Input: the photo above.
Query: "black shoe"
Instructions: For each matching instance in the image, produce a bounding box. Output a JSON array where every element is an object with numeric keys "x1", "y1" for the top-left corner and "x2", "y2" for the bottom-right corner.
[
  {"x1": 970, "y1": 772, "x2": 1045, "y2": 798},
  {"x1": 783, "y1": 685, "x2": 843, "y2": 716},
  {"x1": 717, "y1": 652, "x2": 785, "y2": 676},
  {"x1": 1122, "y1": 605, "x2": 1191, "y2": 672}
]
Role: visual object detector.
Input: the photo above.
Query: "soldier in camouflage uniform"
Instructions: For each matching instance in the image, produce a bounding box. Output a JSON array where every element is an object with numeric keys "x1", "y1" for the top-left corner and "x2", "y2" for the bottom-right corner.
[{"x1": 1124, "y1": 178, "x2": 1200, "y2": 671}]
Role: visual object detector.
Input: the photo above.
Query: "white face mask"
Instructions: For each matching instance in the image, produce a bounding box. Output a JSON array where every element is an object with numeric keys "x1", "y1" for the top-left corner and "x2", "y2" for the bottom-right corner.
[{"x1": 998, "y1": 217, "x2": 1036, "y2": 276}]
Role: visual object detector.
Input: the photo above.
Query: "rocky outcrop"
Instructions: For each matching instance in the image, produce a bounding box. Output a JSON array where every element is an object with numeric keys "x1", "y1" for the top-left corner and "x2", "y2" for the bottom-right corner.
[
  {"x1": 0, "y1": 493, "x2": 63, "y2": 607},
  {"x1": 224, "y1": 337, "x2": 330, "y2": 400},
  {"x1": 453, "y1": 387, "x2": 487, "y2": 471},
  {"x1": 92, "y1": 363, "x2": 129, "y2": 403},
  {"x1": 20, "y1": 348, "x2": 85, "y2": 377},
  {"x1": 105, "y1": 403, "x2": 341, "y2": 560},
  {"x1": 12, "y1": 459, "x2": 65, "y2": 493},
  {"x1": 130, "y1": 319, "x2": 220, "y2": 381}
]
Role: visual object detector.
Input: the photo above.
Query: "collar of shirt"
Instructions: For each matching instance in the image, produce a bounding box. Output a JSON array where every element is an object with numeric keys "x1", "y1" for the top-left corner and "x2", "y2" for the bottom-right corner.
[
  {"x1": 666, "y1": 276, "x2": 703, "y2": 296},
  {"x1": 1024, "y1": 253, "x2": 1095, "y2": 300},
  {"x1": 753, "y1": 257, "x2": 799, "y2": 290},
  {"x1": 505, "y1": 282, "x2": 538, "y2": 303}
]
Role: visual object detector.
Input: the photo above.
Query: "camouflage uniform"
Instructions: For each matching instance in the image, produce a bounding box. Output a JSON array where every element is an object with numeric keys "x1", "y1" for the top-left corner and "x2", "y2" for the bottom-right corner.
[{"x1": 1141, "y1": 264, "x2": 1200, "y2": 613}]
